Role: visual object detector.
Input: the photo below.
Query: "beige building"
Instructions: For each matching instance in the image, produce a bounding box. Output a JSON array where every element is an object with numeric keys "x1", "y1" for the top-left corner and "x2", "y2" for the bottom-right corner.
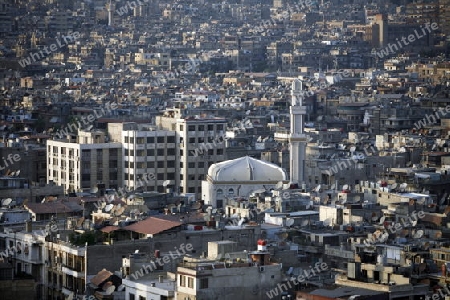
[
  {"x1": 176, "y1": 241, "x2": 283, "y2": 300},
  {"x1": 47, "y1": 130, "x2": 122, "y2": 193}
]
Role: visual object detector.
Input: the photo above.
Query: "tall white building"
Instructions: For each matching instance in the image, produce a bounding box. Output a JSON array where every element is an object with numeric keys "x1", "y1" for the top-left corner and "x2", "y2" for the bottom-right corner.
[
  {"x1": 289, "y1": 79, "x2": 307, "y2": 185},
  {"x1": 47, "y1": 130, "x2": 122, "y2": 193},
  {"x1": 156, "y1": 108, "x2": 227, "y2": 199},
  {"x1": 108, "y1": 123, "x2": 177, "y2": 193}
]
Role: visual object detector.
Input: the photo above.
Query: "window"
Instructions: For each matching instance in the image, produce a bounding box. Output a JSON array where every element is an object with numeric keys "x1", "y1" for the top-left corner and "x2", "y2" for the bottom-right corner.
[
  {"x1": 157, "y1": 136, "x2": 165, "y2": 143},
  {"x1": 228, "y1": 188, "x2": 234, "y2": 196},
  {"x1": 188, "y1": 277, "x2": 194, "y2": 288},
  {"x1": 157, "y1": 161, "x2": 164, "y2": 168},
  {"x1": 216, "y1": 189, "x2": 223, "y2": 196},
  {"x1": 167, "y1": 161, "x2": 175, "y2": 168},
  {"x1": 198, "y1": 125, "x2": 204, "y2": 131},
  {"x1": 188, "y1": 125, "x2": 195, "y2": 131},
  {"x1": 147, "y1": 149, "x2": 155, "y2": 156},
  {"x1": 137, "y1": 137, "x2": 145, "y2": 144},
  {"x1": 157, "y1": 149, "x2": 164, "y2": 156},
  {"x1": 147, "y1": 161, "x2": 155, "y2": 168},
  {"x1": 179, "y1": 125, "x2": 184, "y2": 131},
  {"x1": 180, "y1": 275, "x2": 186, "y2": 287},
  {"x1": 147, "y1": 137, "x2": 154, "y2": 143},
  {"x1": 200, "y1": 278, "x2": 208, "y2": 289},
  {"x1": 188, "y1": 162, "x2": 195, "y2": 168},
  {"x1": 198, "y1": 162, "x2": 204, "y2": 168},
  {"x1": 129, "y1": 293, "x2": 135, "y2": 300},
  {"x1": 208, "y1": 125, "x2": 214, "y2": 131},
  {"x1": 139, "y1": 296, "x2": 146, "y2": 300},
  {"x1": 167, "y1": 149, "x2": 175, "y2": 156},
  {"x1": 167, "y1": 136, "x2": 175, "y2": 143}
]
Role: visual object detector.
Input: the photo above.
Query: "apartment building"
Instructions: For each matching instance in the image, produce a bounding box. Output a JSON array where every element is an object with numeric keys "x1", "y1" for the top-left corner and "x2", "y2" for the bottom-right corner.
[
  {"x1": 47, "y1": 130, "x2": 122, "y2": 193},
  {"x1": 176, "y1": 240, "x2": 283, "y2": 300},
  {"x1": 108, "y1": 123, "x2": 177, "y2": 193},
  {"x1": 156, "y1": 108, "x2": 227, "y2": 199}
]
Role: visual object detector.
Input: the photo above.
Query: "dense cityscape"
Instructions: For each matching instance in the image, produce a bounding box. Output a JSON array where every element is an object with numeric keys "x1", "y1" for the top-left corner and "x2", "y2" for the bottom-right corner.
[{"x1": 1, "y1": 0, "x2": 450, "y2": 299}]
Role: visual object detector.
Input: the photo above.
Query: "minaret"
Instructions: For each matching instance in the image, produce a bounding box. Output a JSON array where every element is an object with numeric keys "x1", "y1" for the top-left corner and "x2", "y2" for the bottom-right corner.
[
  {"x1": 289, "y1": 79, "x2": 307, "y2": 186},
  {"x1": 107, "y1": 0, "x2": 113, "y2": 27}
]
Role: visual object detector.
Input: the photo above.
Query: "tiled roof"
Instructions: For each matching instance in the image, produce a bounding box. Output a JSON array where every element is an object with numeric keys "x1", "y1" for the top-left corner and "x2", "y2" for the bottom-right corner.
[
  {"x1": 25, "y1": 202, "x2": 83, "y2": 214},
  {"x1": 123, "y1": 216, "x2": 182, "y2": 235}
]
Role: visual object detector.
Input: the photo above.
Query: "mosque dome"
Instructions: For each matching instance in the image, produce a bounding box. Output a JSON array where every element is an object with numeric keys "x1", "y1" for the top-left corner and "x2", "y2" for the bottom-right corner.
[{"x1": 207, "y1": 156, "x2": 287, "y2": 182}]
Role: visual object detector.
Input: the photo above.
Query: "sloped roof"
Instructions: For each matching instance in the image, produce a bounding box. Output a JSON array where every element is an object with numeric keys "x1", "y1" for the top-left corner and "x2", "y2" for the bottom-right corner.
[
  {"x1": 123, "y1": 216, "x2": 182, "y2": 235},
  {"x1": 25, "y1": 202, "x2": 83, "y2": 214}
]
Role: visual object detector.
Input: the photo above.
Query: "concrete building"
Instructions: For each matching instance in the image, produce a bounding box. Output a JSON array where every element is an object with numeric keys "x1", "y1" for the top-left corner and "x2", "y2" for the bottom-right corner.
[
  {"x1": 47, "y1": 130, "x2": 122, "y2": 193},
  {"x1": 108, "y1": 123, "x2": 177, "y2": 193},
  {"x1": 176, "y1": 240, "x2": 283, "y2": 300},
  {"x1": 156, "y1": 108, "x2": 227, "y2": 199}
]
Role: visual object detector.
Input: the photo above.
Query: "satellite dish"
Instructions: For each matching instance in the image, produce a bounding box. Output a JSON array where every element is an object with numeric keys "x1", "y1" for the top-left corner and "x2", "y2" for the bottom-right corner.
[
  {"x1": 315, "y1": 184, "x2": 322, "y2": 192},
  {"x1": 350, "y1": 146, "x2": 356, "y2": 153},
  {"x1": 67, "y1": 292, "x2": 74, "y2": 300},
  {"x1": 379, "y1": 216, "x2": 386, "y2": 225},
  {"x1": 104, "y1": 283, "x2": 115, "y2": 295},
  {"x1": 238, "y1": 219, "x2": 244, "y2": 226},
  {"x1": 253, "y1": 188, "x2": 266, "y2": 194},
  {"x1": 117, "y1": 285, "x2": 125, "y2": 292},
  {"x1": 2, "y1": 198, "x2": 12, "y2": 206},
  {"x1": 411, "y1": 220, "x2": 417, "y2": 227},
  {"x1": 104, "y1": 204, "x2": 114, "y2": 212},
  {"x1": 108, "y1": 195, "x2": 115, "y2": 202},
  {"x1": 400, "y1": 183, "x2": 408, "y2": 191},
  {"x1": 191, "y1": 202, "x2": 201, "y2": 210},
  {"x1": 212, "y1": 208, "x2": 217, "y2": 214},
  {"x1": 301, "y1": 219, "x2": 309, "y2": 227},
  {"x1": 163, "y1": 180, "x2": 171, "y2": 187},
  {"x1": 15, "y1": 170, "x2": 20, "y2": 177},
  {"x1": 90, "y1": 187, "x2": 99, "y2": 194},
  {"x1": 286, "y1": 219, "x2": 294, "y2": 227},
  {"x1": 343, "y1": 184, "x2": 349, "y2": 190},
  {"x1": 414, "y1": 230, "x2": 424, "y2": 239},
  {"x1": 323, "y1": 218, "x2": 332, "y2": 226},
  {"x1": 391, "y1": 183, "x2": 398, "y2": 190},
  {"x1": 331, "y1": 184, "x2": 336, "y2": 190}
]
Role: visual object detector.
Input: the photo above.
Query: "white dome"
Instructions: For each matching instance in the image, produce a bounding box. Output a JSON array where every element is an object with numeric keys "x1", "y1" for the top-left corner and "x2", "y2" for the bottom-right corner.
[{"x1": 207, "y1": 156, "x2": 287, "y2": 182}]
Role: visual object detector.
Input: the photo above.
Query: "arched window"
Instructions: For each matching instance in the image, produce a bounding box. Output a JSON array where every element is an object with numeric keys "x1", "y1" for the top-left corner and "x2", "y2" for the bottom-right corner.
[
  {"x1": 228, "y1": 188, "x2": 234, "y2": 196},
  {"x1": 216, "y1": 189, "x2": 223, "y2": 197}
]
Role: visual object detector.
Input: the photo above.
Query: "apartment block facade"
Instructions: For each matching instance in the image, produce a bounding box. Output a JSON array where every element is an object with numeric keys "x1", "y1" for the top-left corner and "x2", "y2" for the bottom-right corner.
[
  {"x1": 47, "y1": 130, "x2": 122, "y2": 193},
  {"x1": 108, "y1": 123, "x2": 177, "y2": 193},
  {"x1": 156, "y1": 108, "x2": 227, "y2": 199}
]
